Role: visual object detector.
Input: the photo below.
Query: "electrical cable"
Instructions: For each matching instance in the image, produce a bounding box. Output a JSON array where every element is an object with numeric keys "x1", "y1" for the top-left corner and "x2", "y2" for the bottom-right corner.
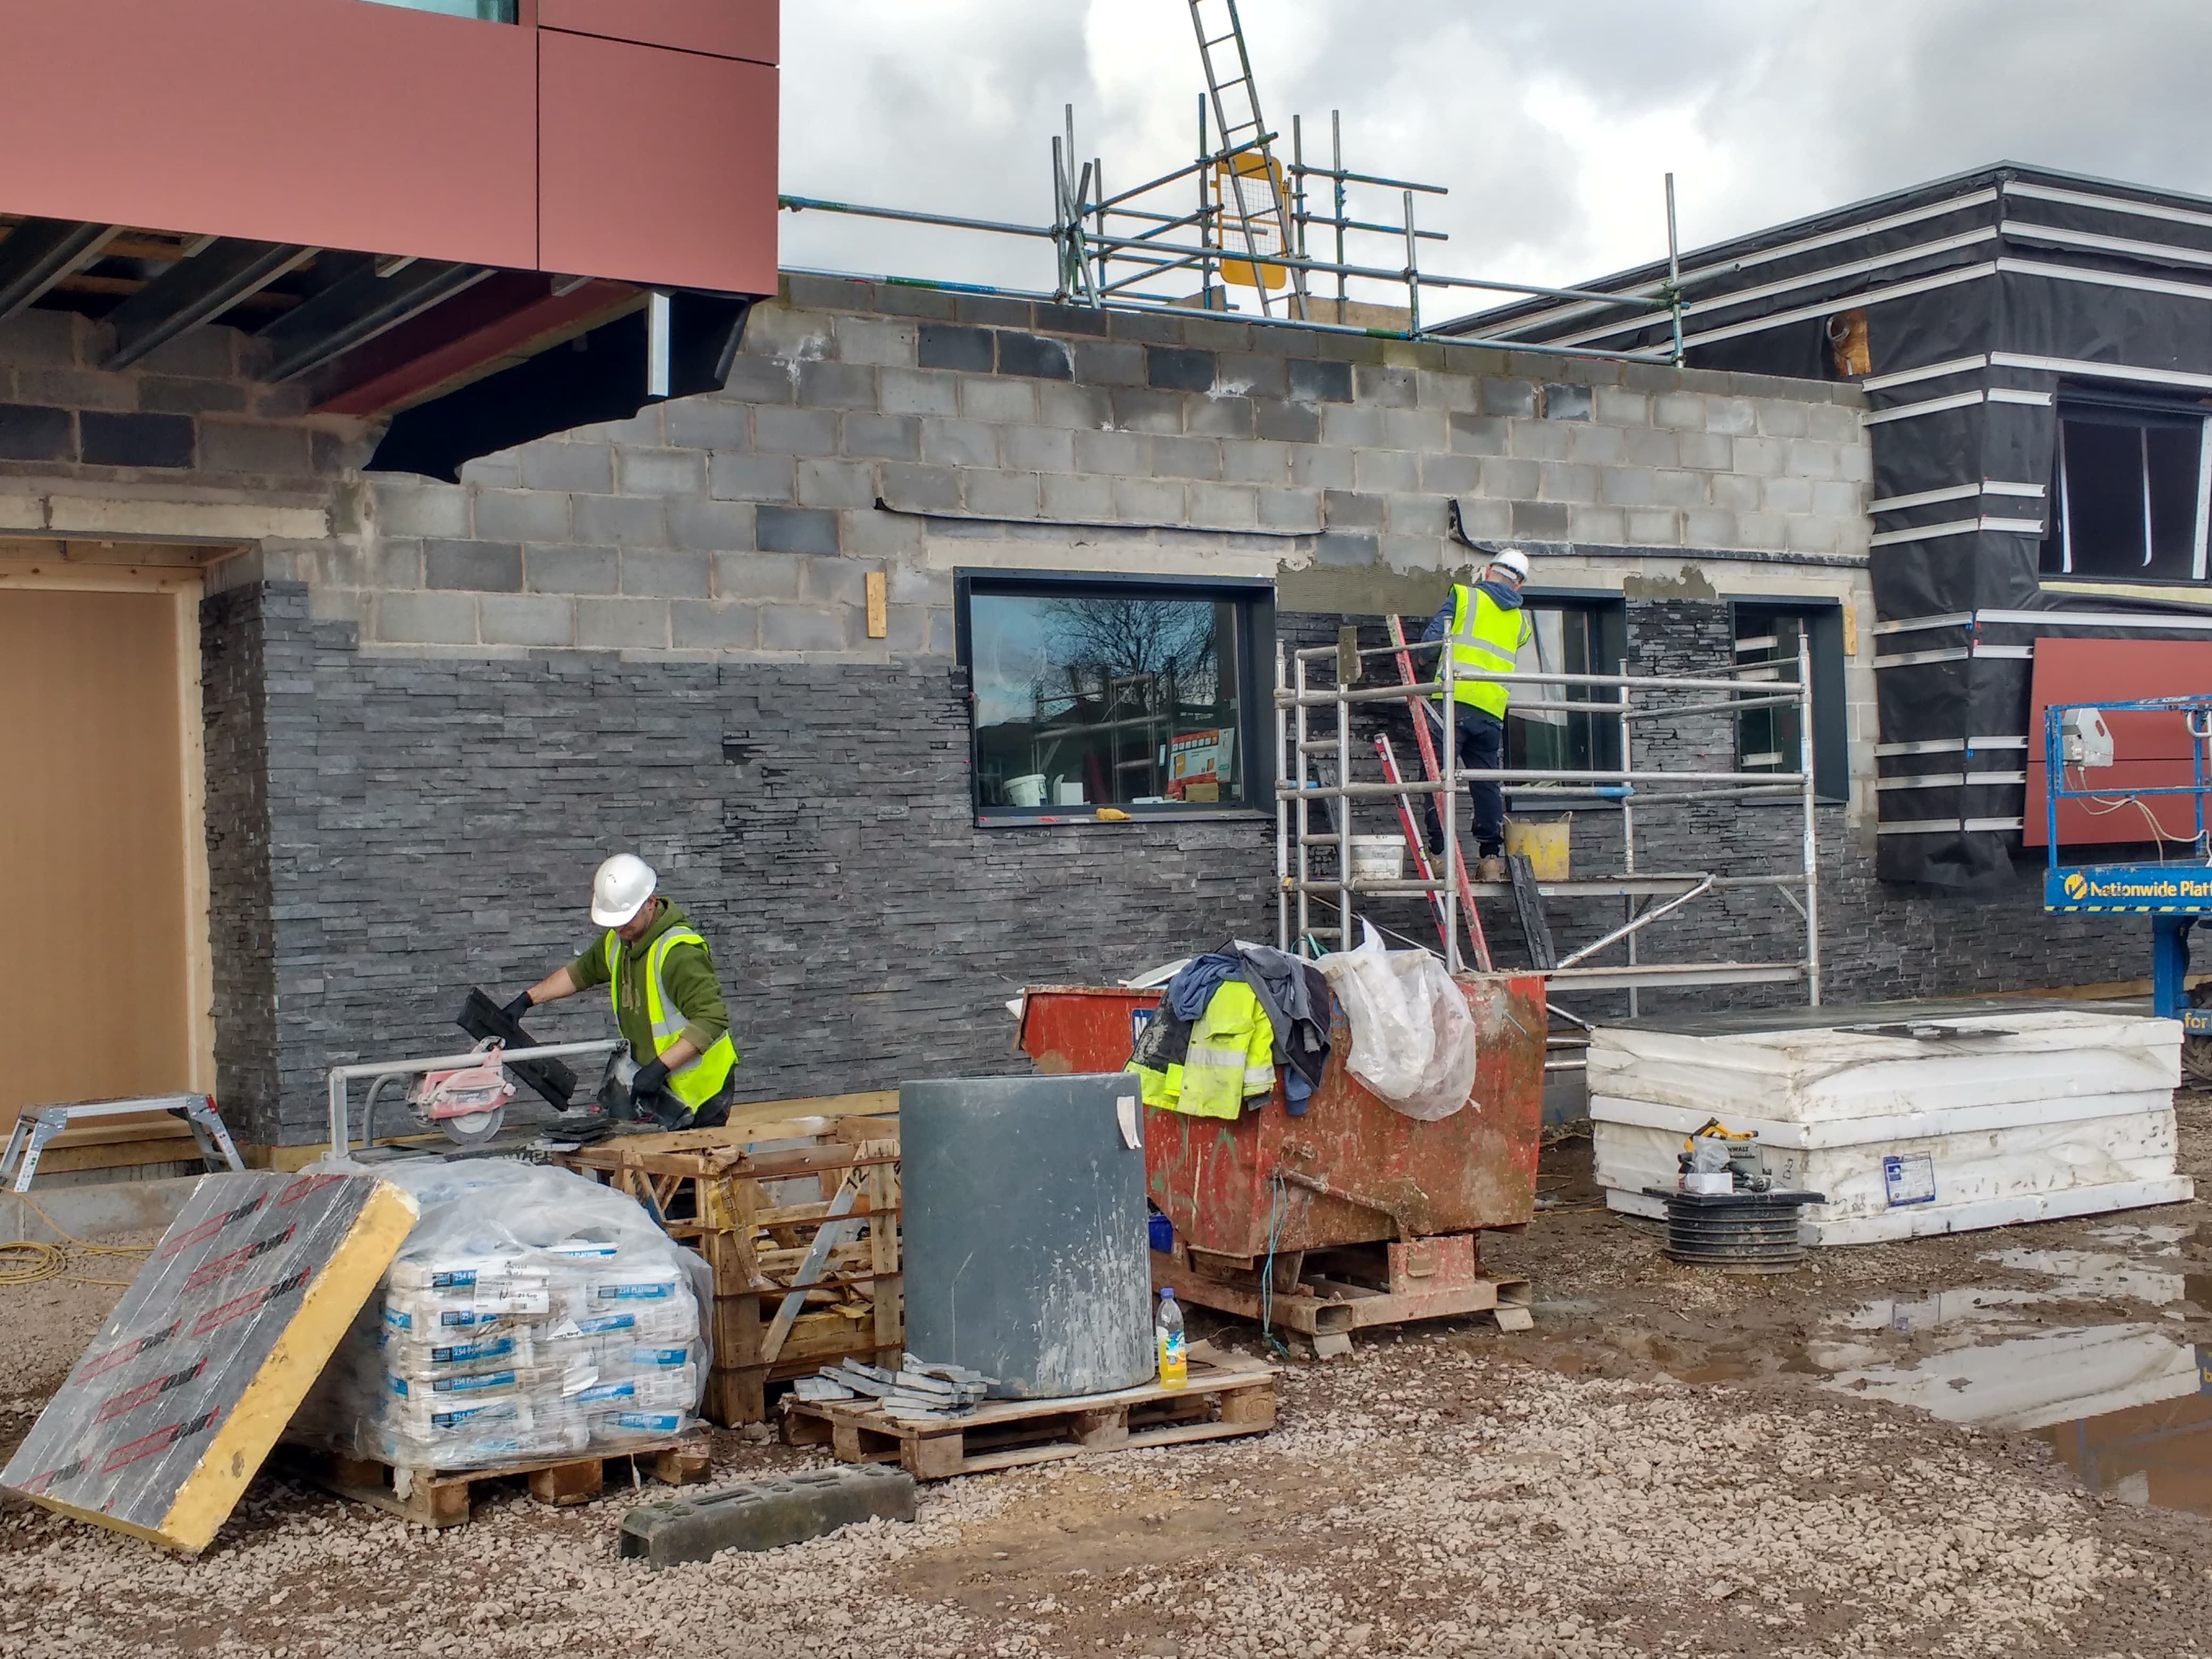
[
  {"x1": 1253, "y1": 1170, "x2": 1292, "y2": 1361},
  {"x1": 0, "y1": 1194, "x2": 154, "y2": 1288}
]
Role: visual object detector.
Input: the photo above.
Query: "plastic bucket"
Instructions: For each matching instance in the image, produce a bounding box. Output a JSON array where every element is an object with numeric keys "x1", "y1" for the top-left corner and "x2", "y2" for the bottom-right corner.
[
  {"x1": 1348, "y1": 834, "x2": 1406, "y2": 883},
  {"x1": 1505, "y1": 816, "x2": 1571, "y2": 881},
  {"x1": 1005, "y1": 774, "x2": 1047, "y2": 807}
]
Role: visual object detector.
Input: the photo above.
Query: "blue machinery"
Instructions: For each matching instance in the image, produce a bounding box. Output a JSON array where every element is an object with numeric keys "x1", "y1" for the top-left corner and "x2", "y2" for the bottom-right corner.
[{"x1": 2042, "y1": 694, "x2": 2212, "y2": 1034}]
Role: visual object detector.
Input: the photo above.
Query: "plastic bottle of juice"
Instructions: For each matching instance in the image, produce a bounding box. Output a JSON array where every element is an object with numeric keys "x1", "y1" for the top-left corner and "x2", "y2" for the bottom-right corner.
[{"x1": 1155, "y1": 1287, "x2": 1187, "y2": 1389}]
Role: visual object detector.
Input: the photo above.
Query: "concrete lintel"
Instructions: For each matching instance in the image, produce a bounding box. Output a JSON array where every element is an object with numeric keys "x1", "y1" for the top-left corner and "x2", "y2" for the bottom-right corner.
[
  {"x1": 43, "y1": 494, "x2": 328, "y2": 543},
  {"x1": 921, "y1": 537, "x2": 1280, "y2": 581},
  {"x1": 0, "y1": 493, "x2": 44, "y2": 533}
]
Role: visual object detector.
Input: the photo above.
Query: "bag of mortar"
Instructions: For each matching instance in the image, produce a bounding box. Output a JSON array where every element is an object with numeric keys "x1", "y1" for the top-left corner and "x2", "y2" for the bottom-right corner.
[
  {"x1": 1319, "y1": 922, "x2": 1479, "y2": 1120},
  {"x1": 293, "y1": 1159, "x2": 712, "y2": 1468}
]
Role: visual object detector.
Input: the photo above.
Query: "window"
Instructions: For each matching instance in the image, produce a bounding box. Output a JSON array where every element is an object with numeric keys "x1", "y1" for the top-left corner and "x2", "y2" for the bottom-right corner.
[
  {"x1": 357, "y1": 0, "x2": 517, "y2": 20},
  {"x1": 2042, "y1": 396, "x2": 2212, "y2": 583},
  {"x1": 1733, "y1": 602, "x2": 1847, "y2": 802},
  {"x1": 1508, "y1": 599, "x2": 1623, "y2": 775},
  {"x1": 959, "y1": 574, "x2": 1273, "y2": 817}
]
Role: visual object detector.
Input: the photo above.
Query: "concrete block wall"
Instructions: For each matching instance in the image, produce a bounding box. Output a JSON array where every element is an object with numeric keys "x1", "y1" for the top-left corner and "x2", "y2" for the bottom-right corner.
[{"x1": 319, "y1": 272, "x2": 1872, "y2": 658}]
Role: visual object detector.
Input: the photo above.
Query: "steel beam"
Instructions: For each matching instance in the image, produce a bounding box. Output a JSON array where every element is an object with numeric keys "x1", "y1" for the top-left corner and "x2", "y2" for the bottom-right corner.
[
  {"x1": 0, "y1": 219, "x2": 121, "y2": 323},
  {"x1": 258, "y1": 258, "x2": 495, "y2": 383},
  {"x1": 102, "y1": 238, "x2": 317, "y2": 369}
]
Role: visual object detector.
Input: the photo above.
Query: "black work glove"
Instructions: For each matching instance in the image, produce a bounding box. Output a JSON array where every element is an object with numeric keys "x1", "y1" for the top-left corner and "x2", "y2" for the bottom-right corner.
[
  {"x1": 501, "y1": 991, "x2": 535, "y2": 1024},
  {"x1": 650, "y1": 1092, "x2": 693, "y2": 1130},
  {"x1": 629, "y1": 1057, "x2": 672, "y2": 1119}
]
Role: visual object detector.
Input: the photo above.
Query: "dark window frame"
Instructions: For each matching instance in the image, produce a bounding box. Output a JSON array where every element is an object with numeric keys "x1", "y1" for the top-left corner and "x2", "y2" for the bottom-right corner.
[
  {"x1": 1728, "y1": 598, "x2": 1848, "y2": 805},
  {"x1": 1508, "y1": 588, "x2": 1626, "y2": 786},
  {"x1": 954, "y1": 569, "x2": 1276, "y2": 824},
  {"x1": 358, "y1": 0, "x2": 518, "y2": 21},
  {"x1": 2042, "y1": 389, "x2": 2212, "y2": 586}
]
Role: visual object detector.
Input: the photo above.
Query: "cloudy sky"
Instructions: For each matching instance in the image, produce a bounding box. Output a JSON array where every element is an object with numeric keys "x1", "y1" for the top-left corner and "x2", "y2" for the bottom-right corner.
[{"x1": 781, "y1": 1, "x2": 2212, "y2": 320}]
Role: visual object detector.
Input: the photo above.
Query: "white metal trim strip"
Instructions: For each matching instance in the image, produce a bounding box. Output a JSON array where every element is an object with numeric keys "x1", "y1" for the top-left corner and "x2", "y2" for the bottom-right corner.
[
  {"x1": 1983, "y1": 480, "x2": 2048, "y2": 498},
  {"x1": 1870, "y1": 516, "x2": 2045, "y2": 548},
  {"x1": 1874, "y1": 646, "x2": 1970, "y2": 667},
  {"x1": 1981, "y1": 515, "x2": 2048, "y2": 533},
  {"x1": 1987, "y1": 388, "x2": 2055, "y2": 406},
  {"x1": 1876, "y1": 773, "x2": 1965, "y2": 791},
  {"x1": 1971, "y1": 736, "x2": 2030, "y2": 750},
  {"x1": 1979, "y1": 607, "x2": 2212, "y2": 632},
  {"x1": 1876, "y1": 738, "x2": 1963, "y2": 757},
  {"x1": 1485, "y1": 188, "x2": 2001, "y2": 343},
  {"x1": 1876, "y1": 818, "x2": 1963, "y2": 834},
  {"x1": 1870, "y1": 484, "x2": 1981, "y2": 514},
  {"x1": 1998, "y1": 255, "x2": 2212, "y2": 306},
  {"x1": 1680, "y1": 262, "x2": 2001, "y2": 353},
  {"x1": 1873, "y1": 611, "x2": 1973, "y2": 636},
  {"x1": 2000, "y1": 216, "x2": 2212, "y2": 272},
  {"x1": 2004, "y1": 177, "x2": 2212, "y2": 235},
  {"x1": 1964, "y1": 815, "x2": 2027, "y2": 830},
  {"x1": 1861, "y1": 353, "x2": 1990, "y2": 392},
  {"x1": 1863, "y1": 390, "x2": 1984, "y2": 426},
  {"x1": 1989, "y1": 349, "x2": 2212, "y2": 396}
]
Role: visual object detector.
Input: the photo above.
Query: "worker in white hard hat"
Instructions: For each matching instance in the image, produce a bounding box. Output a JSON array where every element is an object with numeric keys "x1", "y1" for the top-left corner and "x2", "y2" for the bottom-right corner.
[
  {"x1": 503, "y1": 854, "x2": 740, "y2": 1128},
  {"x1": 1419, "y1": 548, "x2": 1534, "y2": 882}
]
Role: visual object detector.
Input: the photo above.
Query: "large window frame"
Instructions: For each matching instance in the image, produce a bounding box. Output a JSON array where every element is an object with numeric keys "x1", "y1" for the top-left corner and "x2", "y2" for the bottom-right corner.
[
  {"x1": 2042, "y1": 391, "x2": 2212, "y2": 585},
  {"x1": 956, "y1": 570, "x2": 1275, "y2": 824},
  {"x1": 357, "y1": 0, "x2": 518, "y2": 21},
  {"x1": 1507, "y1": 590, "x2": 1625, "y2": 785},
  {"x1": 1730, "y1": 599, "x2": 1848, "y2": 805}
]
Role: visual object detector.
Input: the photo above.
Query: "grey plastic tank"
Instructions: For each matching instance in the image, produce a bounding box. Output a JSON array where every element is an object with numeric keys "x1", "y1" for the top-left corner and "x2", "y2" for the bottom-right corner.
[{"x1": 899, "y1": 1074, "x2": 1153, "y2": 1398}]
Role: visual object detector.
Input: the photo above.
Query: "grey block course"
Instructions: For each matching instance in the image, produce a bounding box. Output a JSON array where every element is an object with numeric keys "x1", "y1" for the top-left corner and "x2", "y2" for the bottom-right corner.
[
  {"x1": 917, "y1": 324, "x2": 994, "y2": 373},
  {"x1": 671, "y1": 600, "x2": 760, "y2": 649},
  {"x1": 709, "y1": 451, "x2": 797, "y2": 503},
  {"x1": 796, "y1": 458, "x2": 877, "y2": 510},
  {"x1": 425, "y1": 539, "x2": 523, "y2": 592},
  {"x1": 0, "y1": 403, "x2": 74, "y2": 461},
  {"x1": 1286, "y1": 358, "x2": 1353, "y2": 403},
  {"x1": 881, "y1": 367, "x2": 961, "y2": 417},
  {"x1": 525, "y1": 543, "x2": 622, "y2": 594},
  {"x1": 1000, "y1": 424, "x2": 1075, "y2": 474},
  {"x1": 473, "y1": 488, "x2": 572, "y2": 543},
  {"x1": 1147, "y1": 346, "x2": 1217, "y2": 392},
  {"x1": 374, "y1": 590, "x2": 476, "y2": 645},
  {"x1": 664, "y1": 398, "x2": 754, "y2": 451},
  {"x1": 714, "y1": 551, "x2": 806, "y2": 601},
  {"x1": 755, "y1": 405, "x2": 841, "y2": 456},
  {"x1": 577, "y1": 597, "x2": 671, "y2": 649},
  {"x1": 518, "y1": 441, "x2": 614, "y2": 495},
  {"x1": 623, "y1": 548, "x2": 714, "y2": 599},
  {"x1": 81, "y1": 409, "x2": 194, "y2": 467},
  {"x1": 995, "y1": 330, "x2": 1073, "y2": 380},
  {"x1": 574, "y1": 493, "x2": 668, "y2": 547},
  {"x1": 921, "y1": 416, "x2": 997, "y2": 469},
  {"x1": 200, "y1": 421, "x2": 313, "y2": 476},
  {"x1": 761, "y1": 604, "x2": 847, "y2": 651},
  {"x1": 667, "y1": 497, "x2": 757, "y2": 552},
  {"x1": 958, "y1": 376, "x2": 1037, "y2": 425},
  {"x1": 843, "y1": 412, "x2": 921, "y2": 461},
  {"x1": 757, "y1": 505, "x2": 841, "y2": 556},
  {"x1": 1109, "y1": 387, "x2": 1185, "y2": 434},
  {"x1": 480, "y1": 594, "x2": 575, "y2": 647}
]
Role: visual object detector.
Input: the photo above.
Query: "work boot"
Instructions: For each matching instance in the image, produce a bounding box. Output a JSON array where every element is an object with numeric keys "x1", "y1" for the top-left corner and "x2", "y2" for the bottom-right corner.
[{"x1": 1474, "y1": 854, "x2": 1507, "y2": 882}]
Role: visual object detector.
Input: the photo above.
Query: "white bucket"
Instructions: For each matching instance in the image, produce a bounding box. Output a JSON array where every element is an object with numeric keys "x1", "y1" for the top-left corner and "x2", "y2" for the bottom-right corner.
[
  {"x1": 1348, "y1": 835, "x2": 1406, "y2": 882},
  {"x1": 1005, "y1": 774, "x2": 1048, "y2": 807}
]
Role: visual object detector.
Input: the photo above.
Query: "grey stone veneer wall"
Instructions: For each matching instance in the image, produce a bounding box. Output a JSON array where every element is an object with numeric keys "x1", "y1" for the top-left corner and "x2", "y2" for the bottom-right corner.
[{"x1": 199, "y1": 582, "x2": 1270, "y2": 1147}]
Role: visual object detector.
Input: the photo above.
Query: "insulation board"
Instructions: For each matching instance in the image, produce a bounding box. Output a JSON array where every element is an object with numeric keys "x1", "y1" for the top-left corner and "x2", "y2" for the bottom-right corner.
[
  {"x1": 1588, "y1": 1000, "x2": 2192, "y2": 1245},
  {"x1": 1, "y1": 1170, "x2": 418, "y2": 1552}
]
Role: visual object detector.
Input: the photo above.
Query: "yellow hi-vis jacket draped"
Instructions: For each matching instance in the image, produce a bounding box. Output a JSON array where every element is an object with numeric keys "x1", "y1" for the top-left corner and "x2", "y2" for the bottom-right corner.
[
  {"x1": 1134, "y1": 981, "x2": 1276, "y2": 1120},
  {"x1": 1436, "y1": 583, "x2": 1527, "y2": 719},
  {"x1": 602, "y1": 926, "x2": 737, "y2": 1109}
]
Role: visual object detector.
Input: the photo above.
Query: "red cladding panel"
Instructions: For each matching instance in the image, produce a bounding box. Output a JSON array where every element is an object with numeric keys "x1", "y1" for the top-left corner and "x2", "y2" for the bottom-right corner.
[
  {"x1": 0, "y1": 0, "x2": 537, "y2": 269},
  {"x1": 2025, "y1": 636, "x2": 2212, "y2": 847},
  {"x1": 538, "y1": 0, "x2": 777, "y2": 63},
  {"x1": 539, "y1": 32, "x2": 779, "y2": 294}
]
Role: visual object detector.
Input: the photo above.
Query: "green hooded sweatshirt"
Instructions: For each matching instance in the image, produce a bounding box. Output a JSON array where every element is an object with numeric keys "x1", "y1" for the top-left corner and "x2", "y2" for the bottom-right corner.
[{"x1": 566, "y1": 898, "x2": 736, "y2": 1069}]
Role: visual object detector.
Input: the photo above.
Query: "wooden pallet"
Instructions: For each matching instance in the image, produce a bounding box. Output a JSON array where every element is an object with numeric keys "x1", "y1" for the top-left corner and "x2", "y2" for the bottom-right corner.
[
  {"x1": 283, "y1": 1434, "x2": 711, "y2": 1528},
  {"x1": 556, "y1": 1117, "x2": 902, "y2": 1427},
  {"x1": 781, "y1": 1348, "x2": 1276, "y2": 1480}
]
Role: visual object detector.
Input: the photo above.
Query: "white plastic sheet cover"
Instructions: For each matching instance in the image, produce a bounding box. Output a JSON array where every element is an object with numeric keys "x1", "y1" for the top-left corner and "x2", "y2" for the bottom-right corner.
[
  {"x1": 1318, "y1": 923, "x2": 1478, "y2": 1120},
  {"x1": 295, "y1": 1159, "x2": 712, "y2": 1469}
]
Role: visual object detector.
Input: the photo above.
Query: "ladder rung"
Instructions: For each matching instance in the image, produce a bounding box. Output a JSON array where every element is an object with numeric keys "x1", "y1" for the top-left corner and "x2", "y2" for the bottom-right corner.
[{"x1": 1202, "y1": 31, "x2": 1239, "y2": 48}]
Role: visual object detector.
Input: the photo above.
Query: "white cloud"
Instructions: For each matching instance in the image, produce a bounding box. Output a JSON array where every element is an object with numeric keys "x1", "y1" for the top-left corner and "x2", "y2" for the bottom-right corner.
[{"x1": 777, "y1": 1, "x2": 2212, "y2": 304}]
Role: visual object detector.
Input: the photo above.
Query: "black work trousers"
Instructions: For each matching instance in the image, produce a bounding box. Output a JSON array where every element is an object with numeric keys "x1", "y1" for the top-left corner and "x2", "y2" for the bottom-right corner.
[{"x1": 1421, "y1": 702, "x2": 1506, "y2": 856}]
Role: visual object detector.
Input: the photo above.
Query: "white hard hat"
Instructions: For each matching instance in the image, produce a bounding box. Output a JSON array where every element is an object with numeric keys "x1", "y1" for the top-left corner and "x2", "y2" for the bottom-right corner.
[
  {"x1": 1489, "y1": 547, "x2": 1531, "y2": 581},
  {"x1": 590, "y1": 853, "x2": 658, "y2": 927}
]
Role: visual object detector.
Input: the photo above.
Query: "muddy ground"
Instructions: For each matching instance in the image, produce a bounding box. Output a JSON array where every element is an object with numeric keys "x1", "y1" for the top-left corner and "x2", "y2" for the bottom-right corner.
[{"x1": 5, "y1": 1101, "x2": 2212, "y2": 1657}]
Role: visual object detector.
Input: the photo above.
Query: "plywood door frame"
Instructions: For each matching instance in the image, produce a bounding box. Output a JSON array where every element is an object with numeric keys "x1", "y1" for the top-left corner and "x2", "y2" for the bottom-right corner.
[{"x1": 0, "y1": 554, "x2": 220, "y2": 1096}]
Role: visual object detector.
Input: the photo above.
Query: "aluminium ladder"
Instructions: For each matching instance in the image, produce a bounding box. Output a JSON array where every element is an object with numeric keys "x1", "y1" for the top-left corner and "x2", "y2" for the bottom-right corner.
[{"x1": 1186, "y1": 0, "x2": 1308, "y2": 321}]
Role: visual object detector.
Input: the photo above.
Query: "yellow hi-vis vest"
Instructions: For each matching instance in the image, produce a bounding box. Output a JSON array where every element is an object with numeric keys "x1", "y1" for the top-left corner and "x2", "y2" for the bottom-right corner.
[
  {"x1": 1436, "y1": 583, "x2": 1525, "y2": 718},
  {"x1": 1129, "y1": 982, "x2": 1278, "y2": 1119},
  {"x1": 603, "y1": 926, "x2": 737, "y2": 1109}
]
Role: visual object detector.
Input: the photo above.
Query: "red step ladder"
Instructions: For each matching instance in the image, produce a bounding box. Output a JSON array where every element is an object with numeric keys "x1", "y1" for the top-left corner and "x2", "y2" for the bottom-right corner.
[{"x1": 1382, "y1": 614, "x2": 1492, "y2": 971}]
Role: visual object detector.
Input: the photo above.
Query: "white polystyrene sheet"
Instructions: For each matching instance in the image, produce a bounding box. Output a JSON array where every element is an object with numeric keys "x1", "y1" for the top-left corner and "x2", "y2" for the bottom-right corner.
[
  {"x1": 1588, "y1": 1088, "x2": 2177, "y2": 1151},
  {"x1": 1596, "y1": 1104, "x2": 2193, "y2": 1244},
  {"x1": 1586, "y1": 1008, "x2": 2181, "y2": 1125}
]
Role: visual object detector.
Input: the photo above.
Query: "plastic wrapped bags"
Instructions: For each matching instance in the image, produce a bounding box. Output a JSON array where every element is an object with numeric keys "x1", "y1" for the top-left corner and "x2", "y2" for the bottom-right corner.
[
  {"x1": 1317, "y1": 923, "x2": 1479, "y2": 1120},
  {"x1": 293, "y1": 1159, "x2": 710, "y2": 1468}
]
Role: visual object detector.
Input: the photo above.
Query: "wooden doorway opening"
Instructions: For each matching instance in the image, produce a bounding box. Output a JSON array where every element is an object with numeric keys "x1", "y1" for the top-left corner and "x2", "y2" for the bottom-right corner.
[{"x1": 0, "y1": 550, "x2": 215, "y2": 1139}]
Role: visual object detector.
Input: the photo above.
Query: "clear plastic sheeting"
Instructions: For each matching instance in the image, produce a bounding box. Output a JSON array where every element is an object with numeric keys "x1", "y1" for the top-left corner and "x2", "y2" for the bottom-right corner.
[
  {"x1": 1317, "y1": 924, "x2": 1478, "y2": 1120},
  {"x1": 294, "y1": 1160, "x2": 710, "y2": 1469}
]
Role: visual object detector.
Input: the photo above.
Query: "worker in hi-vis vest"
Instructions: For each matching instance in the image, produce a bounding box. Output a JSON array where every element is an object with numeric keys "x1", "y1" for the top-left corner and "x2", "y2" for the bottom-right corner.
[
  {"x1": 504, "y1": 853, "x2": 740, "y2": 1129},
  {"x1": 1421, "y1": 547, "x2": 1534, "y2": 882}
]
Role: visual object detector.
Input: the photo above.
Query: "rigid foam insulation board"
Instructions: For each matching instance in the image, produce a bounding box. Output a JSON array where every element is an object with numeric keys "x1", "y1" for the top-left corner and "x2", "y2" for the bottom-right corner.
[
  {"x1": 0, "y1": 1171, "x2": 418, "y2": 1553},
  {"x1": 1587, "y1": 999, "x2": 2191, "y2": 1245}
]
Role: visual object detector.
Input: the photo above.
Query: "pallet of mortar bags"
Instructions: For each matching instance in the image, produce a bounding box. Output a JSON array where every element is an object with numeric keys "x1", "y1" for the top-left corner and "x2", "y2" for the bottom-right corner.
[
  {"x1": 0, "y1": 1170, "x2": 418, "y2": 1553},
  {"x1": 553, "y1": 1116, "x2": 902, "y2": 1426}
]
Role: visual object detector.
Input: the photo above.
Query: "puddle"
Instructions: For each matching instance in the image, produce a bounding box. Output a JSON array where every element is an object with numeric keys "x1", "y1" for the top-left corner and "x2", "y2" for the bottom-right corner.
[
  {"x1": 1981, "y1": 1248, "x2": 2186, "y2": 1305},
  {"x1": 2041, "y1": 1385, "x2": 2212, "y2": 1516}
]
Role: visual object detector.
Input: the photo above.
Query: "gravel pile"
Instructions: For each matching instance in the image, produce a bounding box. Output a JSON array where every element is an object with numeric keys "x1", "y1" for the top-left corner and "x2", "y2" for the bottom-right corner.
[{"x1": 2, "y1": 1338, "x2": 2201, "y2": 1658}]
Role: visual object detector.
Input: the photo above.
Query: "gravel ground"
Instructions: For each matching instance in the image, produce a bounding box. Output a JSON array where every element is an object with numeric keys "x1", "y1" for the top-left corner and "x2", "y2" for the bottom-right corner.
[{"x1": 3, "y1": 1102, "x2": 2212, "y2": 1657}]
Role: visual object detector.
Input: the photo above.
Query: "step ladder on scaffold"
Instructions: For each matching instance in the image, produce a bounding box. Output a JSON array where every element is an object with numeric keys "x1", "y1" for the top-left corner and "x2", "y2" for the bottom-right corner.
[{"x1": 1186, "y1": 0, "x2": 1308, "y2": 321}]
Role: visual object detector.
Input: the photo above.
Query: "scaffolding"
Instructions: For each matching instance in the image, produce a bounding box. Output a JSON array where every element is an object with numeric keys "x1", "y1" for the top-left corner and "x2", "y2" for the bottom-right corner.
[{"x1": 1273, "y1": 631, "x2": 1822, "y2": 1049}]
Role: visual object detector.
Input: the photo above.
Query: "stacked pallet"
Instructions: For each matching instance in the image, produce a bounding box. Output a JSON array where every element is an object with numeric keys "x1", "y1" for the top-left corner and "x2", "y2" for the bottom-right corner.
[{"x1": 556, "y1": 1116, "x2": 901, "y2": 1425}]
